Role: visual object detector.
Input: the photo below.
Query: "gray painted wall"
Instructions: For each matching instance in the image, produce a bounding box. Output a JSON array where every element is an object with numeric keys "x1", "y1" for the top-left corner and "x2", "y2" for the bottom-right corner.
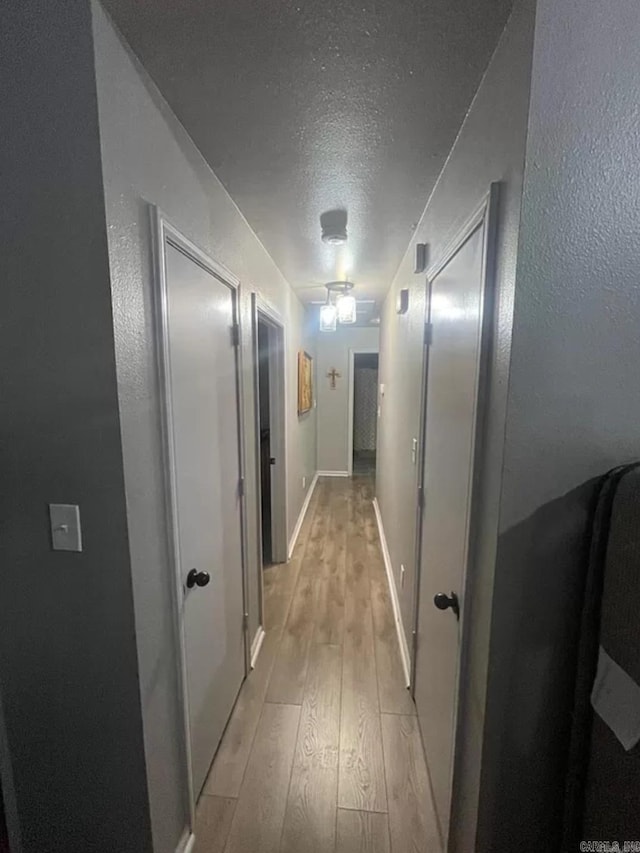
[
  {"x1": 375, "y1": 1, "x2": 535, "y2": 848},
  {"x1": 91, "y1": 5, "x2": 317, "y2": 850},
  {"x1": 316, "y1": 326, "x2": 379, "y2": 473},
  {"x1": 479, "y1": 2, "x2": 640, "y2": 849},
  {"x1": 0, "y1": 4, "x2": 152, "y2": 851}
]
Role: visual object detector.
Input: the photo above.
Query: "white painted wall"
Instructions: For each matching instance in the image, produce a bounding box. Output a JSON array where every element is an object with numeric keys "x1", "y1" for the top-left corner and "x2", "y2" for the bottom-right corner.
[
  {"x1": 92, "y1": 5, "x2": 316, "y2": 851},
  {"x1": 316, "y1": 326, "x2": 379, "y2": 473}
]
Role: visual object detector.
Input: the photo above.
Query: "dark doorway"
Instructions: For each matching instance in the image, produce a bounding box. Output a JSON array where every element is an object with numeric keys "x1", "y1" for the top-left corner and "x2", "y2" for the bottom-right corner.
[
  {"x1": 352, "y1": 352, "x2": 379, "y2": 476},
  {"x1": 253, "y1": 297, "x2": 287, "y2": 583},
  {"x1": 257, "y1": 318, "x2": 273, "y2": 565},
  {"x1": 0, "y1": 785, "x2": 10, "y2": 853}
]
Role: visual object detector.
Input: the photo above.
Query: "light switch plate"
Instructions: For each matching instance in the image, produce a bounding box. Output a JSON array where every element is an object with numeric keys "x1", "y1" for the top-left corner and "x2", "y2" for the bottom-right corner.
[
  {"x1": 49, "y1": 504, "x2": 82, "y2": 552},
  {"x1": 411, "y1": 437, "x2": 418, "y2": 465}
]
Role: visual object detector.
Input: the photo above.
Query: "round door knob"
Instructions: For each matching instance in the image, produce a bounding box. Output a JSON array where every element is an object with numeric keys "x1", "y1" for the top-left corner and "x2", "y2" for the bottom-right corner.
[
  {"x1": 186, "y1": 569, "x2": 210, "y2": 589},
  {"x1": 433, "y1": 591, "x2": 460, "y2": 618}
]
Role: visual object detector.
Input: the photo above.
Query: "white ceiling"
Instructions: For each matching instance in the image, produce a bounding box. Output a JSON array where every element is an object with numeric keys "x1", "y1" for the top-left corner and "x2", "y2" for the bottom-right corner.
[{"x1": 103, "y1": 0, "x2": 513, "y2": 306}]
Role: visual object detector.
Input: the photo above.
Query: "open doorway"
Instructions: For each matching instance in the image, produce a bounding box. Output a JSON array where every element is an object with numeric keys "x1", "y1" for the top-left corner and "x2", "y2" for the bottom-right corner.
[
  {"x1": 257, "y1": 318, "x2": 273, "y2": 563},
  {"x1": 348, "y1": 350, "x2": 379, "y2": 477},
  {"x1": 252, "y1": 296, "x2": 287, "y2": 576},
  {"x1": 0, "y1": 788, "x2": 9, "y2": 853}
]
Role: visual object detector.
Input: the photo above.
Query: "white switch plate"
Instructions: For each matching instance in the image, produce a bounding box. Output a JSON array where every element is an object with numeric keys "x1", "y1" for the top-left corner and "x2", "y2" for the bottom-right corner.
[
  {"x1": 302, "y1": 475, "x2": 307, "y2": 489},
  {"x1": 411, "y1": 437, "x2": 418, "y2": 464},
  {"x1": 49, "y1": 504, "x2": 82, "y2": 552},
  {"x1": 400, "y1": 564, "x2": 406, "y2": 588}
]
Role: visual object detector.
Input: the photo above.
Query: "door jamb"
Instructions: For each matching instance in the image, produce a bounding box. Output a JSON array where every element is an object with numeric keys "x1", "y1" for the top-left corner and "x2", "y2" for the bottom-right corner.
[
  {"x1": 410, "y1": 184, "x2": 500, "y2": 845},
  {"x1": 151, "y1": 207, "x2": 250, "y2": 840},
  {"x1": 347, "y1": 348, "x2": 379, "y2": 477}
]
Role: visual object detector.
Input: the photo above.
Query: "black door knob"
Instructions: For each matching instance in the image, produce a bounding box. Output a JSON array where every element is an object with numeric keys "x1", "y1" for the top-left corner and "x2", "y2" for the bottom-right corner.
[
  {"x1": 433, "y1": 591, "x2": 460, "y2": 619},
  {"x1": 186, "y1": 569, "x2": 211, "y2": 589}
]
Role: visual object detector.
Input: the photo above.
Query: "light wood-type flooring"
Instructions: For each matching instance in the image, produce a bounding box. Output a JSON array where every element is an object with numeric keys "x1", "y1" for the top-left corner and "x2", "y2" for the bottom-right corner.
[{"x1": 195, "y1": 476, "x2": 439, "y2": 852}]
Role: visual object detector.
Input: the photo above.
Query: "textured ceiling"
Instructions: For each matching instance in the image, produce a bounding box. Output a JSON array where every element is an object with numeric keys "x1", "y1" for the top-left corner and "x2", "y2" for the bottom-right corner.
[{"x1": 103, "y1": 0, "x2": 513, "y2": 305}]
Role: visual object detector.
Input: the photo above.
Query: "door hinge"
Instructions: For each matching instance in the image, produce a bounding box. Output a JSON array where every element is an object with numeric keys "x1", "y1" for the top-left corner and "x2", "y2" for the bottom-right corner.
[
  {"x1": 239, "y1": 477, "x2": 245, "y2": 498},
  {"x1": 424, "y1": 322, "x2": 433, "y2": 347},
  {"x1": 417, "y1": 485, "x2": 425, "y2": 509},
  {"x1": 231, "y1": 322, "x2": 240, "y2": 347},
  {"x1": 243, "y1": 613, "x2": 249, "y2": 632}
]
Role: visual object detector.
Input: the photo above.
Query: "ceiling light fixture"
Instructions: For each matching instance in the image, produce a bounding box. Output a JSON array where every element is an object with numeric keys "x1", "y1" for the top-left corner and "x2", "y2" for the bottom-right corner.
[
  {"x1": 336, "y1": 294, "x2": 357, "y2": 324},
  {"x1": 319, "y1": 302, "x2": 337, "y2": 332},
  {"x1": 319, "y1": 281, "x2": 356, "y2": 332},
  {"x1": 320, "y1": 209, "x2": 348, "y2": 245}
]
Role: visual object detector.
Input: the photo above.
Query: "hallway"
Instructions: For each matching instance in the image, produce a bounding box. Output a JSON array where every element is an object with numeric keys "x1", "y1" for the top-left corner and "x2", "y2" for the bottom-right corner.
[{"x1": 195, "y1": 477, "x2": 439, "y2": 852}]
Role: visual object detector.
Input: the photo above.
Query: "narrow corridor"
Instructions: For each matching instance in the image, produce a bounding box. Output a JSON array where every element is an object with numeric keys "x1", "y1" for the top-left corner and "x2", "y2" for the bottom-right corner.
[{"x1": 195, "y1": 477, "x2": 439, "y2": 852}]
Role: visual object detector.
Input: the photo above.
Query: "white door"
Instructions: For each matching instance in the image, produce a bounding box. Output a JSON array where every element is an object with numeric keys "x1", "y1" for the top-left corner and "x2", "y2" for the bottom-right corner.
[
  {"x1": 163, "y1": 236, "x2": 246, "y2": 798},
  {"x1": 413, "y1": 203, "x2": 493, "y2": 849}
]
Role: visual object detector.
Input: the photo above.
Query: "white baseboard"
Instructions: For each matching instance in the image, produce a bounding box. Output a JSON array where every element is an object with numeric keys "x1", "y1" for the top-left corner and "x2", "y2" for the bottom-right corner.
[
  {"x1": 250, "y1": 625, "x2": 266, "y2": 669},
  {"x1": 176, "y1": 828, "x2": 195, "y2": 853},
  {"x1": 317, "y1": 470, "x2": 350, "y2": 478},
  {"x1": 288, "y1": 472, "x2": 319, "y2": 558},
  {"x1": 372, "y1": 497, "x2": 411, "y2": 688}
]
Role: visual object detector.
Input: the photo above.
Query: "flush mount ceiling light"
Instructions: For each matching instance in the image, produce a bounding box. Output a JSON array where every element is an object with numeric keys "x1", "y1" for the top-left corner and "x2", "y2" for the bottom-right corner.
[{"x1": 320, "y1": 209, "x2": 348, "y2": 245}]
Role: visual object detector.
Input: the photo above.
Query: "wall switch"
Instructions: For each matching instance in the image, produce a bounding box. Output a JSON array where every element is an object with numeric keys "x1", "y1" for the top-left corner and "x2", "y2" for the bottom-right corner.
[
  {"x1": 302, "y1": 476, "x2": 307, "y2": 490},
  {"x1": 411, "y1": 437, "x2": 418, "y2": 465},
  {"x1": 49, "y1": 504, "x2": 82, "y2": 552},
  {"x1": 400, "y1": 564, "x2": 406, "y2": 588}
]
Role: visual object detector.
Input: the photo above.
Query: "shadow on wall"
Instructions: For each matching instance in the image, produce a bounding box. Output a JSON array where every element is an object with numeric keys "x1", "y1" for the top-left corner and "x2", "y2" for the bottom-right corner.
[{"x1": 477, "y1": 477, "x2": 603, "y2": 852}]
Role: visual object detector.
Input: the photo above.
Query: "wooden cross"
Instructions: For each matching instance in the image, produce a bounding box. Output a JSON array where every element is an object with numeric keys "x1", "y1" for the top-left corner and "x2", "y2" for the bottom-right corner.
[{"x1": 327, "y1": 368, "x2": 341, "y2": 389}]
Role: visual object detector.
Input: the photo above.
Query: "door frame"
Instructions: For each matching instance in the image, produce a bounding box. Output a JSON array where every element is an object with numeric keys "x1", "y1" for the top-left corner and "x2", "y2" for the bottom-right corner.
[
  {"x1": 251, "y1": 294, "x2": 288, "y2": 624},
  {"x1": 347, "y1": 347, "x2": 379, "y2": 477},
  {"x1": 410, "y1": 184, "x2": 499, "y2": 846},
  {"x1": 152, "y1": 208, "x2": 250, "y2": 845}
]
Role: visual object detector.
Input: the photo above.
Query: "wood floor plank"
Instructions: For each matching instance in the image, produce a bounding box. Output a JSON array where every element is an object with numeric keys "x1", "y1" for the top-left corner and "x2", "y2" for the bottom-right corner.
[
  {"x1": 204, "y1": 627, "x2": 282, "y2": 797},
  {"x1": 225, "y1": 703, "x2": 300, "y2": 853},
  {"x1": 338, "y1": 500, "x2": 387, "y2": 813},
  {"x1": 315, "y1": 572, "x2": 345, "y2": 645},
  {"x1": 264, "y1": 562, "x2": 298, "y2": 631},
  {"x1": 300, "y1": 480, "x2": 332, "y2": 580},
  {"x1": 321, "y1": 479, "x2": 348, "y2": 577},
  {"x1": 339, "y1": 623, "x2": 387, "y2": 811},
  {"x1": 370, "y1": 576, "x2": 416, "y2": 716},
  {"x1": 380, "y1": 713, "x2": 440, "y2": 853},
  {"x1": 280, "y1": 644, "x2": 342, "y2": 853},
  {"x1": 314, "y1": 481, "x2": 348, "y2": 644},
  {"x1": 336, "y1": 809, "x2": 391, "y2": 853},
  {"x1": 289, "y1": 481, "x2": 322, "y2": 562},
  {"x1": 193, "y1": 795, "x2": 236, "y2": 853},
  {"x1": 264, "y1": 482, "x2": 319, "y2": 630},
  {"x1": 266, "y1": 574, "x2": 317, "y2": 704}
]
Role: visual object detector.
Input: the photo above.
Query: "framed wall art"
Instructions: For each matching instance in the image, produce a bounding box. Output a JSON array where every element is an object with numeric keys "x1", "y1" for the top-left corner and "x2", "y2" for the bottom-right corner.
[{"x1": 297, "y1": 350, "x2": 313, "y2": 415}]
